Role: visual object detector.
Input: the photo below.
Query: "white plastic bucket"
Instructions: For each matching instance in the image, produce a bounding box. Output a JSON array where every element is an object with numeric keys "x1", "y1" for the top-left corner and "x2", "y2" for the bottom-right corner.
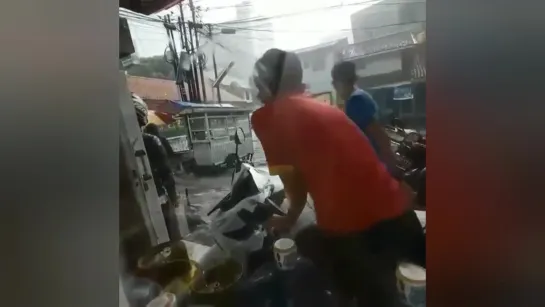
[
  {"x1": 396, "y1": 262, "x2": 426, "y2": 307},
  {"x1": 273, "y1": 238, "x2": 298, "y2": 270}
]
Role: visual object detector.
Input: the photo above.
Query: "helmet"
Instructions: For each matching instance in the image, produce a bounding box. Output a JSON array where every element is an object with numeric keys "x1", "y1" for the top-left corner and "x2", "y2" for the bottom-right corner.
[
  {"x1": 132, "y1": 93, "x2": 148, "y2": 126},
  {"x1": 253, "y1": 48, "x2": 303, "y2": 100}
]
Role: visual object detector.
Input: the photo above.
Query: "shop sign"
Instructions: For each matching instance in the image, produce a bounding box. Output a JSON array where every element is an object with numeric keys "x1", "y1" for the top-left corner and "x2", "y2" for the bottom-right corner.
[{"x1": 341, "y1": 32, "x2": 417, "y2": 59}]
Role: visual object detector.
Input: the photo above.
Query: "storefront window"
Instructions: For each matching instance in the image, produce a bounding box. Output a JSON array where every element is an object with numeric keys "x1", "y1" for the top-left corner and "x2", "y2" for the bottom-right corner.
[
  {"x1": 209, "y1": 117, "x2": 227, "y2": 129},
  {"x1": 191, "y1": 131, "x2": 208, "y2": 141},
  {"x1": 189, "y1": 117, "x2": 206, "y2": 130},
  {"x1": 227, "y1": 127, "x2": 236, "y2": 137},
  {"x1": 226, "y1": 116, "x2": 236, "y2": 127},
  {"x1": 160, "y1": 119, "x2": 188, "y2": 138},
  {"x1": 210, "y1": 128, "x2": 229, "y2": 139}
]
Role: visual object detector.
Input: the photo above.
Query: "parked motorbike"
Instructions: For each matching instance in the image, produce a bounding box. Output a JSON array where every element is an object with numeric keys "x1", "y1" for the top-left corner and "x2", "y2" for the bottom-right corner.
[
  {"x1": 207, "y1": 163, "x2": 286, "y2": 256},
  {"x1": 206, "y1": 161, "x2": 426, "y2": 306},
  {"x1": 204, "y1": 162, "x2": 343, "y2": 307},
  {"x1": 194, "y1": 127, "x2": 425, "y2": 306},
  {"x1": 202, "y1": 127, "x2": 335, "y2": 306},
  {"x1": 388, "y1": 118, "x2": 426, "y2": 208}
]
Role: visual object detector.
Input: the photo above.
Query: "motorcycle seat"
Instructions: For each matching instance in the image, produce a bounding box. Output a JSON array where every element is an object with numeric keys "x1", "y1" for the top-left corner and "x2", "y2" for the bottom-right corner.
[
  {"x1": 231, "y1": 170, "x2": 259, "y2": 205},
  {"x1": 210, "y1": 170, "x2": 259, "y2": 215}
]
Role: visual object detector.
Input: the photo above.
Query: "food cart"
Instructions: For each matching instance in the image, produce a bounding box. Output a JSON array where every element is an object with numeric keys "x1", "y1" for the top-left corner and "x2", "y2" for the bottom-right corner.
[{"x1": 172, "y1": 102, "x2": 254, "y2": 173}]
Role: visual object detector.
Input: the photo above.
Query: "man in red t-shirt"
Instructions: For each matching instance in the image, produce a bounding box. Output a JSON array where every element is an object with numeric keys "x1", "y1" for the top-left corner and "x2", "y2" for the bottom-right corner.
[{"x1": 252, "y1": 49, "x2": 425, "y2": 307}]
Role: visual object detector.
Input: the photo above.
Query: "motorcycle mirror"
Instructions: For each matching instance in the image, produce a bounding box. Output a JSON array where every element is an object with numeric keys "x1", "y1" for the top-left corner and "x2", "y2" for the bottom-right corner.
[{"x1": 233, "y1": 127, "x2": 245, "y2": 145}]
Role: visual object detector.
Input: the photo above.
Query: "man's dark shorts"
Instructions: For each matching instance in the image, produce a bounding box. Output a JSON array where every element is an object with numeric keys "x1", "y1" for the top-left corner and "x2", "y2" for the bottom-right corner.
[{"x1": 294, "y1": 210, "x2": 425, "y2": 307}]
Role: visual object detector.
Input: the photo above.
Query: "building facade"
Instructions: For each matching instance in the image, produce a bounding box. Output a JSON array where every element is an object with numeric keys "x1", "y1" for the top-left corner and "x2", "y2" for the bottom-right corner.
[
  {"x1": 199, "y1": 1, "x2": 275, "y2": 95},
  {"x1": 341, "y1": 0, "x2": 426, "y2": 129},
  {"x1": 340, "y1": 32, "x2": 426, "y2": 128},
  {"x1": 351, "y1": 0, "x2": 425, "y2": 43},
  {"x1": 294, "y1": 38, "x2": 348, "y2": 100},
  {"x1": 126, "y1": 75, "x2": 252, "y2": 112}
]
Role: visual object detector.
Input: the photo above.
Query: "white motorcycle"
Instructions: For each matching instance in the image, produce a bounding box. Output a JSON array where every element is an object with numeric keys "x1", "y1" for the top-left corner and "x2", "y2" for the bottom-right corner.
[
  {"x1": 205, "y1": 163, "x2": 287, "y2": 258},
  {"x1": 200, "y1": 160, "x2": 426, "y2": 307}
]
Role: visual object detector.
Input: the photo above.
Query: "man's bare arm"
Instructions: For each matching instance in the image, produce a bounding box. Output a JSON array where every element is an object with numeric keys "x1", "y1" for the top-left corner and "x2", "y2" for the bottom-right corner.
[{"x1": 276, "y1": 169, "x2": 308, "y2": 224}]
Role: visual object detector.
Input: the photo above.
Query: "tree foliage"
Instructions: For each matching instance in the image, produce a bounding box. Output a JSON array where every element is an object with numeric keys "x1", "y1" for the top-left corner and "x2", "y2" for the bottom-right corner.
[
  {"x1": 126, "y1": 4, "x2": 208, "y2": 81},
  {"x1": 127, "y1": 56, "x2": 176, "y2": 80}
]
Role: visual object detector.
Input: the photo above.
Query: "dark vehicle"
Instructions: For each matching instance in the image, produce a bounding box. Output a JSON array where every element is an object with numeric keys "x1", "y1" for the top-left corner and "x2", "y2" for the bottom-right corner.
[{"x1": 387, "y1": 118, "x2": 426, "y2": 208}]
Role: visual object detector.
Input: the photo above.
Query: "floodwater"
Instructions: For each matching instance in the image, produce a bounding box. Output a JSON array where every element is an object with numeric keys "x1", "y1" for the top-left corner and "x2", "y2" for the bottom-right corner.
[{"x1": 174, "y1": 131, "x2": 266, "y2": 220}]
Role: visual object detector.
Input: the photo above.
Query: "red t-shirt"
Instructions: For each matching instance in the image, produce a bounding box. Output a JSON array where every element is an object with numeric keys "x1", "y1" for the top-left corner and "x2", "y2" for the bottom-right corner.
[{"x1": 252, "y1": 93, "x2": 409, "y2": 234}]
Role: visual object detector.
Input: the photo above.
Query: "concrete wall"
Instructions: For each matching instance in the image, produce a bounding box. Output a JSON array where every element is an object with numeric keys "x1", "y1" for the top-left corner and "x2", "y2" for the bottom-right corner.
[
  {"x1": 300, "y1": 51, "x2": 337, "y2": 94},
  {"x1": 351, "y1": 0, "x2": 426, "y2": 43},
  {"x1": 356, "y1": 52, "x2": 403, "y2": 78},
  {"x1": 296, "y1": 39, "x2": 348, "y2": 95}
]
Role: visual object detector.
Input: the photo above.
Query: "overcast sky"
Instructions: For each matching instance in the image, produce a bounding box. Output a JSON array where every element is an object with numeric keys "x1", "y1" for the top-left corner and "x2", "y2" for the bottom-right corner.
[{"x1": 127, "y1": 0, "x2": 375, "y2": 57}]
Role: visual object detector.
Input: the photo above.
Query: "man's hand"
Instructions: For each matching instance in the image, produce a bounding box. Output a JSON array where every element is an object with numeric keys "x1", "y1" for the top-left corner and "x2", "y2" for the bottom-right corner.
[{"x1": 266, "y1": 215, "x2": 296, "y2": 233}]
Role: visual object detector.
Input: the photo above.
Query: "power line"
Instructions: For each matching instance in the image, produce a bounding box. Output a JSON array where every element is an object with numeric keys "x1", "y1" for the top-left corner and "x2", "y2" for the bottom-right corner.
[
  {"x1": 221, "y1": 20, "x2": 426, "y2": 33},
  {"x1": 129, "y1": 20, "x2": 425, "y2": 52},
  {"x1": 122, "y1": 2, "x2": 424, "y2": 34},
  {"x1": 219, "y1": 34, "x2": 275, "y2": 42},
  {"x1": 208, "y1": 0, "x2": 423, "y2": 11},
  {"x1": 120, "y1": 0, "x2": 423, "y2": 27},
  {"x1": 125, "y1": 18, "x2": 425, "y2": 48},
  {"x1": 211, "y1": 40, "x2": 260, "y2": 62},
  {"x1": 215, "y1": 0, "x2": 424, "y2": 25}
]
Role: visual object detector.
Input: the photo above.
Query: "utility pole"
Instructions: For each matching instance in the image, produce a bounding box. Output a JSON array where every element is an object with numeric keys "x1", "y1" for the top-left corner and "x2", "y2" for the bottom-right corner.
[
  {"x1": 163, "y1": 15, "x2": 186, "y2": 101},
  {"x1": 187, "y1": 0, "x2": 202, "y2": 102},
  {"x1": 177, "y1": 4, "x2": 194, "y2": 101},
  {"x1": 187, "y1": 0, "x2": 207, "y2": 102},
  {"x1": 186, "y1": 24, "x2": 197, "y2": 101},
  {"x1": 208, "y1": 24, "x2": 221, "y2": 103}
]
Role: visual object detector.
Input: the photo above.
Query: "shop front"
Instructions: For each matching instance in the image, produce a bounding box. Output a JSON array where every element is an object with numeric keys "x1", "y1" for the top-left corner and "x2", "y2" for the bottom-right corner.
[{"x1": 340, "y1": 31, "x2": 426, "y2": 129}]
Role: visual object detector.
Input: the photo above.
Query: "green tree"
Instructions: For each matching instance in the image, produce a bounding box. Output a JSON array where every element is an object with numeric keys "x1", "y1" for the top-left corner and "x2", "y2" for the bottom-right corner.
[{"x1": 127, "y1": 55, "x2": 176, "y2": 80}]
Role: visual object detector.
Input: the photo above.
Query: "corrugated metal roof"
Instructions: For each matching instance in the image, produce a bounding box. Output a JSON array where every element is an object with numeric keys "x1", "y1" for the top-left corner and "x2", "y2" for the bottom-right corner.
[
  {"x1": 119, "y1": 0, "x2": 181, "y2": 15},
  {"x1": 341, "y1": 31, "x2": 418, "y2": 60},
  {"x1": 173, "y1": 101, "x2": 235, "y2": 108},
  {"x1": 293, "y1": 38, "x2": 348, "y2": 54},
  {"x1": 126, "y1": 76, "x2": 181, "y2": 101}
]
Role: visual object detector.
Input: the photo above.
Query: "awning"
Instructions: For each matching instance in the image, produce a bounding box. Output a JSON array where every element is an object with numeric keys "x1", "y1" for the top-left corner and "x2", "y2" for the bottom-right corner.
[
  {"x1": 119, "y1": 0, "x2": 182, "y2": 15},
  {"x1": 173, "y1": 101, "x2": 235, "y2": 108}
]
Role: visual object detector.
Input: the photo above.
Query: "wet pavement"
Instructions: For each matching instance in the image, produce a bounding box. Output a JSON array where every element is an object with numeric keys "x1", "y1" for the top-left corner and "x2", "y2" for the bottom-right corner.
[{"x1": 173, "y1": 136, "x2": 267, "y2": 227}]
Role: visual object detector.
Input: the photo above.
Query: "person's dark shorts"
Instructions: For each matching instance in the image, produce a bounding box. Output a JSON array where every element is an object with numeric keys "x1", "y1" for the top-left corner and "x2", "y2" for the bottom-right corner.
[{"x1": 294, "y1": 210, "x2": 425, "y2": 307}]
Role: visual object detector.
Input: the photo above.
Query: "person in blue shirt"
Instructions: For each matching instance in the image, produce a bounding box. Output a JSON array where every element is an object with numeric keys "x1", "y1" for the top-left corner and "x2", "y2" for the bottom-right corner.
[{"x1": 331, "y1": 61, "x2": 398, "y2": 172}]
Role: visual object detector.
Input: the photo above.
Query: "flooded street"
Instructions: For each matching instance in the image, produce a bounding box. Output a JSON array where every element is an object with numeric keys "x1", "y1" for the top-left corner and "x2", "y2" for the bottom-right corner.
[
  {"x1": 174, "y1": 131, "x2": 266, "y2": 219},
  {"x1": 173, "y1": 133, "x2": 318, "y2": 239}
]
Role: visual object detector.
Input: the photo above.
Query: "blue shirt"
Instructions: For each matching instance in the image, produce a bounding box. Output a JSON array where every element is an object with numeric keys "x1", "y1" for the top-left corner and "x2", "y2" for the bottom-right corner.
[{"x1": 345, "y1": 88, "x2": 380, "y2": 154}]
